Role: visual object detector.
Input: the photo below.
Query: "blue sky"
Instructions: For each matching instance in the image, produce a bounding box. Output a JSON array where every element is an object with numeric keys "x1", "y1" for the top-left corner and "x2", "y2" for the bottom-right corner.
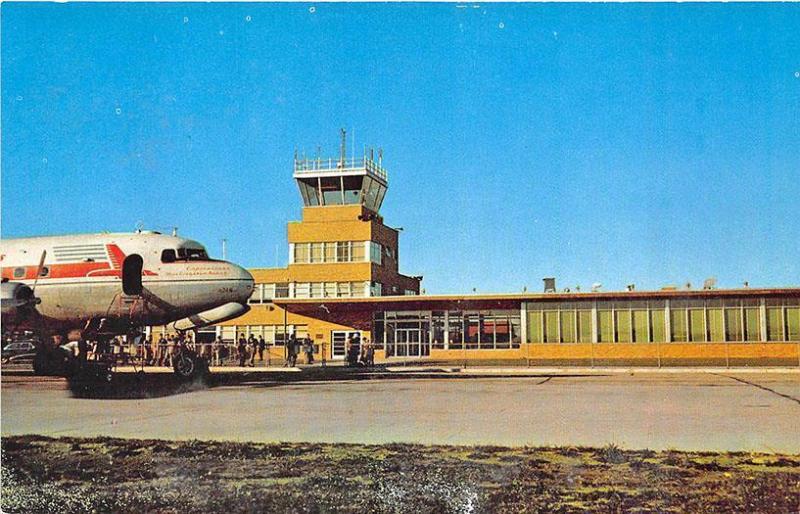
[{"x1": 2, "y1": 3, "x2": 799, "y2": 293}]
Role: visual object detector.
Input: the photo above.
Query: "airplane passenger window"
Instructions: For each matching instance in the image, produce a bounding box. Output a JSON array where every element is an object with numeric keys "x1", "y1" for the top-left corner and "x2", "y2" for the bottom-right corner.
[
  {"x1": 13, "y1": 267, "x2": 25, "y2": 278},
  {"x1": 161, "y1": 249, "x2": 176, "y2": 263}
]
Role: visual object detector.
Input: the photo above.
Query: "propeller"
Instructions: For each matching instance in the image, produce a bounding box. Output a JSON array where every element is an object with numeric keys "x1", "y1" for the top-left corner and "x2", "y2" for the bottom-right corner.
[
  {"x1": 1, "y1": 283, "x2": 37, "y2": 312},
  {"x1": 0, "y1": 251, "x2": 49, "y2": 357},
  {"x1": 30, "y1": 250, "x2": 47, "y2": 300},
  {"x1": 0, "y1": 251, "x2": 46, "y2": 327}
]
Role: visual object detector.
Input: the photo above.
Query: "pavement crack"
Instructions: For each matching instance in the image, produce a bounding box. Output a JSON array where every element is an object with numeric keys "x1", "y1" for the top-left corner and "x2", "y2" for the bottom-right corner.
[
  {"x1": 536, "y1": 377, "x2": 553, "y2": 385},
  {"x1": 712, "y1": 373, "x2": 800, "y2": 407}
]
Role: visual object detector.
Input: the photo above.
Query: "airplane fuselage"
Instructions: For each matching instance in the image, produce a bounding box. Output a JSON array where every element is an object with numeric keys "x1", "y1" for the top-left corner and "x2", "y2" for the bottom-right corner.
[{"x1": 0, "y1": 231, "x2": 254, "y2": 333}]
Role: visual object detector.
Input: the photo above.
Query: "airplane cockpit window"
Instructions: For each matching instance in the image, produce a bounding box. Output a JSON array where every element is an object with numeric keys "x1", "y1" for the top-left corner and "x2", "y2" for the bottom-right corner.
[
  {"x1": 161, "y1": 249, "x2": 177, "y2": 263},
  {"x1": 162, "y1": 248, "x2": 210, "y2": 263},
  {"x1": 177, "y1": 248, "x2": 210, "y2": 261}
]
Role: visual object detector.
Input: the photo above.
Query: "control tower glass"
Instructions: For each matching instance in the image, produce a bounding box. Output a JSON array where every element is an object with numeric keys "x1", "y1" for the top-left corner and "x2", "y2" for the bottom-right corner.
[{"x1": 293, "y1": 153, "x2": 388, "y2": 212}]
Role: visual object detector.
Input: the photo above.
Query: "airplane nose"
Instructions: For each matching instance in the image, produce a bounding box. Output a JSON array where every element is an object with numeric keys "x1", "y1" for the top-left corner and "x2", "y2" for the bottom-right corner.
[
  {"x1": 230, "y1": 264, "x2": 255, "y2": 302},
  {"x1": 220, "y1": 262, "x2": 255, "y2": 305}
]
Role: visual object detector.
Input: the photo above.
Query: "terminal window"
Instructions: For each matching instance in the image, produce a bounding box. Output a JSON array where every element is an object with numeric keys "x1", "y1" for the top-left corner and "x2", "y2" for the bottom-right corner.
[{"x1": 290, "y1": 241, "x2": 369, "y2": 264}]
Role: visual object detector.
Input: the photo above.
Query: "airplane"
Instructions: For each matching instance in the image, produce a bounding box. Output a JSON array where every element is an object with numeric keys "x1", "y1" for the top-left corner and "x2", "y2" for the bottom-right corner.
[{"x1": 1, "y1": 230, "x2": 254, "y2": 379}]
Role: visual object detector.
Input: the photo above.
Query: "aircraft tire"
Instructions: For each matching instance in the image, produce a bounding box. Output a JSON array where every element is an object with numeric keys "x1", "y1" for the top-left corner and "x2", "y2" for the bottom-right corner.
[
  {"x1": 173, "y1": 352, "x2": 207, "y2": 381},
  {"x1": 32, "y1": 353, "x2": 47, "y2": 375},
  {"x1": 33, "y1": 351, "x2": 61, "y2": 376}
]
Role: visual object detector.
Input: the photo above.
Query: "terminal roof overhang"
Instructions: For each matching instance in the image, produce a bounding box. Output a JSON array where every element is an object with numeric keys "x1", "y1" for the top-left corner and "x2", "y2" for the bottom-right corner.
[{"x1": 274, "y1": 287, "x2": 800, "y2": 321}]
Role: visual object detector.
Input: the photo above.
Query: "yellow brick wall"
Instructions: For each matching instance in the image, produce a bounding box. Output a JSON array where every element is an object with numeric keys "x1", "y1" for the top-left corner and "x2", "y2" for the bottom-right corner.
[
  {"x1": 285, "y1": 262, "x2": 372, "y2": 282},
  {"x1": 249, "y1": 268, "x2": 293, "y2": 283},
  {"x1": 280, "y1": 202, "x2": 418, "y2": 292},
  {"x1": 300, "y1": 205, "x2": 366, "y2": 223},
  {"x1": 371, "y1": 343, "x2": 800, "y2": 366},
  {"x1": 288, "y1": 205, "x2": 372, "y2": 243},
  {"x1": 515, "y1": 343, "x2": 798, "y2": 366},
  {"x1": 288, "y1": 221, "x2": 372, "y2": 243}
]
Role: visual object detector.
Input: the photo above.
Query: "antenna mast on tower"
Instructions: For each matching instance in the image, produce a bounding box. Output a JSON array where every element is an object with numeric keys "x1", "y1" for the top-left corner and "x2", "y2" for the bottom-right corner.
[{"x1": 339, "y1": 128, "x2": 347, "y2": 168}]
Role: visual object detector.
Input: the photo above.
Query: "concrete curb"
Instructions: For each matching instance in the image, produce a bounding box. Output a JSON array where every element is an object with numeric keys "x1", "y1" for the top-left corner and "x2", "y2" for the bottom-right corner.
[
  {"x1": 108, "y1": 365, "x2": 800, "y2": 375},
  {"x1": 386, "y1": 366, "x2": 800, "y2": 374}
]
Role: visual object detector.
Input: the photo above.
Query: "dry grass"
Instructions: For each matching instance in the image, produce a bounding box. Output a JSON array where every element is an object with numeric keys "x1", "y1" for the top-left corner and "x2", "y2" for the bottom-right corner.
[{"x1": 2, "y1": 436, "x2": 799, "y2": 513}]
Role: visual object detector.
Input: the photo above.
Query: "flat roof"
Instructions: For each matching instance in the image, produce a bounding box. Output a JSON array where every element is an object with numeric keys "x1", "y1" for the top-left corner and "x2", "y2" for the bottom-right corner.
[{"x1": 274, "y1": 287, "x2": 800, "y2": 318}]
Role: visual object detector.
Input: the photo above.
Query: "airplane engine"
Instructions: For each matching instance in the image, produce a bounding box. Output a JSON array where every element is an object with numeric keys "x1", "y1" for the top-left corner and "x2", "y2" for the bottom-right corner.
[
  {"x1": 0, "y1": 281, "x2": 39, "y2": 323},
  {"x1": 167, "y1": 302, "x2": 250, "y2": 332}
]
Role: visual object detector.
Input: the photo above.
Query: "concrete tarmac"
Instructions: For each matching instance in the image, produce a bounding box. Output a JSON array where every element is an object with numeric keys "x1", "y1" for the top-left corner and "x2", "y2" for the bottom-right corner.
[{"x1": 2, "y1": 371, "x2": 799, "y2": 453}]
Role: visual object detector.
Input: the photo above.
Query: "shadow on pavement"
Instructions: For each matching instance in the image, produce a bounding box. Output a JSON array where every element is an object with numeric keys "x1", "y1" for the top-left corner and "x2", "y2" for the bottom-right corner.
[
  {"x1": 67, "y1": 372, "x2": 212, "y2": 399},
  {"x1": 59, "y1": 364, "x2": 606, "y2": 400}
]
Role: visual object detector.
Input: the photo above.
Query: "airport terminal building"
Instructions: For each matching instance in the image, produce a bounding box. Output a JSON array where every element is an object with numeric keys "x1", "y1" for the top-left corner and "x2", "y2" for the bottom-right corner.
[{"x1": 210, "y1": 145, "x2": 800, "y2": 367}]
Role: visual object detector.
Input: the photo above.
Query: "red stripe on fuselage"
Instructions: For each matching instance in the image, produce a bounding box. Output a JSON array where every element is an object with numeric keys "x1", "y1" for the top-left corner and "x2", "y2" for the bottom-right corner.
[
  {"x1": 52, "y1": 262, "x2": 115, "y2": 278},
  {"x1": 1, "y1": 260, "x2": 158, "y2": 281},
  {"x1": 1, "y1": 261, "x2": 114, "y2": 280}
]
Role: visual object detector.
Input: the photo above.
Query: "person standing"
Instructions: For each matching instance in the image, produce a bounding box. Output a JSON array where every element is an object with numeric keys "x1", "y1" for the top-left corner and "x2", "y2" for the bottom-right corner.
[
  {"x1": 304, "y1": 337, "x2": 314, "y2": 365},
  {"x1": 144, "y1": 338, "x2": 154, "y2": 366},
  {"x1": 165, "y1": 335, "x2": 175, "y2": 368},
  {"x1": 258, "y1": 335, "x2": 266, "y2": 363},
  {"x1": 359, "y1": 340, "x2": 367, "y2": 365},
  {"x1": 212, "y1": 336, "x2": 222, "y2": 366},
  {"x1": 365, "y1": 338, "x2": 375, "y2": 367},
  {"x1": 294, "y1": 337, "x2": 301, "y2": 366},
  {"x1": 248, "y1": 334, "x2": 257, "y2": 367},
  {"x1": 157, "y1": 335, "x2": 167, "y2": 366},
  {"x1": 237, "y1": 334, "x2": 247, "y2": 367},
  {"x1": 293, "y1": 335, "x2": 301, "y2": 367},
  {"x1": 138, "y1": 335, "x2": 148, "y2": 362},
  {"x1": 286, "y1": 333, "x2": 297, "y2": 367},
  {"x1": 350, "y1": 335, "x2": 363, "y2": 366}
]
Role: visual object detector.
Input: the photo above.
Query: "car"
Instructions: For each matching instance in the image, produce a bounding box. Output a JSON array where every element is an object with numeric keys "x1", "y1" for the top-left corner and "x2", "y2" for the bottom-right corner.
[{"x1": 1, "y1": 340, "x2": 38, "y2": 363}]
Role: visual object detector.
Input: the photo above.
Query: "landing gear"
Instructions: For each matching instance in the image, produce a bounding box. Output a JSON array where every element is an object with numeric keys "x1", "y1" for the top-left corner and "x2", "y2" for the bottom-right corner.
[
  {"x1": 32, "y1": 347, "x2": 71, "y2": 376},
  {"x1": 170, "y1": 330, "x2": 209, "y2": 381},
  {"x1": 173, "y1": 352, "x2": 195, "y2": 377},
  {"x1": 33, "y1": 334, "x2": 72, "y2": 376},
  {"x1": 66, "y1": 360, "x2": 114, "y2": 397},
  {"x1": 71, "y1": 361, "x2": 114, "y2": 384},
  {"x1": 172, "y1": 348, "x2": 208, "y2": 380}
]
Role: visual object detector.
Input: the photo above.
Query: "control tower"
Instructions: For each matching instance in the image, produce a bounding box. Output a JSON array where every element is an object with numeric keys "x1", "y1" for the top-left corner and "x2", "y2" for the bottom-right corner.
[
  {"x1": 293, "y1": 129, "x2": 388, "y2": 214},
  {"x1": 285, "y1": 131, "x2": 420, "y2": 299}
]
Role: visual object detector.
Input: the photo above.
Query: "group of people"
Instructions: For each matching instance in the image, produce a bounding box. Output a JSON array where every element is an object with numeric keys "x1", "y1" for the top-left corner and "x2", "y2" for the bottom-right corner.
[
  {"x1": 234, "y1": 334, "x2": 269, "y2": 367},
  {"x1": 62, "y1": 331, "x2": 379, "y2": 368},
  {"x1": 59, "y1": 333, "x2": 193, "y2": 367},
  {"x1": 345, "y1": 335, "x2": 375, "y2": 367},
  {"x1": 285, "y1": 334, "x2": 315, "y2": 367},
  {"x1": 147, "y1": 333, "x2": 194, "y2": 367},
  {"x1": 144, "y1": 333, "x2": 286, "y2": 368},
  {"x1": 59, "y1": 335, "x2": 155, "y2": 364}
]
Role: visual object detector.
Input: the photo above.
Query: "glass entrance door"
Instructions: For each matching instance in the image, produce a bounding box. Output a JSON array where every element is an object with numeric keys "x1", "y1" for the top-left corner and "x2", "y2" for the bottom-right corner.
[{"x1": 395, "y1": 328, "x2": 430, "y2": 358}]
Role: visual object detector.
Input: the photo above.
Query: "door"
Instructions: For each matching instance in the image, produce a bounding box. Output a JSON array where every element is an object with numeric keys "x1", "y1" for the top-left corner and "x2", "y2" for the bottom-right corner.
[
  {"x1": 331, "y1": 330, "x2": 361, "y2": 360},
  {"x1": 395, "y1": 328, "x2": 430, "y2": 358},
  {"x1": 396, "y1": 328, "x2": 415, "y2": 357},
  {"x1": 122, "y1": 254, "x2": 143, "y2": 295}
]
